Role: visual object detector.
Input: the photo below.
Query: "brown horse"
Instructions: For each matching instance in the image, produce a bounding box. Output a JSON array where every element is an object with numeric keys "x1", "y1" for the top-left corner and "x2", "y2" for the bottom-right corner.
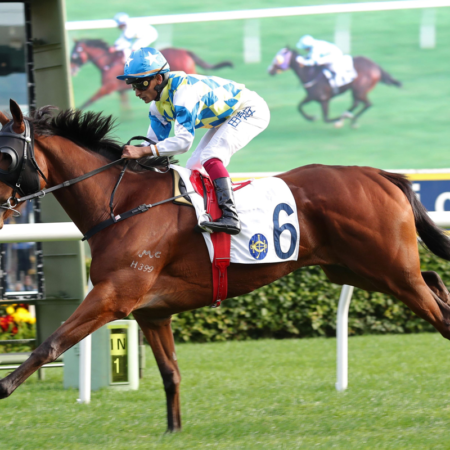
[
  {"x1": 268, "y1": 47, "x2": 402, "y2": 127},
  {"x1": 70, "y1": 39, "x2": 234, "y2": 110},
  {"x1": 1, "y1": 100, "x2": 450, "y2": 433}
]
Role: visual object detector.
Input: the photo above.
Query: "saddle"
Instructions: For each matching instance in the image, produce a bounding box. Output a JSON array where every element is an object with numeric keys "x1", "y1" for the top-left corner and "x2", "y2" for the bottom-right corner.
[{"x1": 172, "y1": 169, "x2": 251, "y2": 307}]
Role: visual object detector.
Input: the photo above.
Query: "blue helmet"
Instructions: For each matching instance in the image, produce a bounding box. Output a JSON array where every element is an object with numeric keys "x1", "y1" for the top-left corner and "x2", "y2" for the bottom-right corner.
[
  {"x1": 117, "y1": 47, "x2": 170, "y2": 81},
  {"x1": 297, "y1": 35, "x2": 315, "y2": 50}
]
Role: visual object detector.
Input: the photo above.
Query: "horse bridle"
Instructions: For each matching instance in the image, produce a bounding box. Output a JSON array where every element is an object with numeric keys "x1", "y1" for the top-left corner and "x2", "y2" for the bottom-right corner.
[
  {"x1": 0, "y1": 123, "x2": 194, "y2": 240},
  {"x1": 0, "y1": 119, "x2": 48, "y2": 216}
]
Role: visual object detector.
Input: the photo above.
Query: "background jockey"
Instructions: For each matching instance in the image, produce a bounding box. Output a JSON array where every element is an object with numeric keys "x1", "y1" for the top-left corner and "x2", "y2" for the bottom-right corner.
[
  {"x1": 295, "y1": 34, "x2": 355, "y2": 94},
  {"x1": 110, "y1": 13, "x2": 158, "y2": 62},
  {"x1": 117, "y1": 47, "x2": 270, "y2": 236}
]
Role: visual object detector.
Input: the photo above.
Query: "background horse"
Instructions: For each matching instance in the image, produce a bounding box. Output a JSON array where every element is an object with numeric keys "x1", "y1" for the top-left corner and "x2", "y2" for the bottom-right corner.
[
  {"x1": 268, "y1": 47, "x2": 402, "y2": 127},
  {"x1": 1, "y1": 100, "x2": 450, "y2": 433},
  {"x1": 70, "y1": 39, "x2": 234, "y2": 110}
]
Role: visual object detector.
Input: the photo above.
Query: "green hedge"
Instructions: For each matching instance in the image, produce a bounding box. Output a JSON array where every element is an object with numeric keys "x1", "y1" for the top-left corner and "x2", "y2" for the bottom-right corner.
[{"x1": 171, "y1": 246, "x2": 450, "y2": 342}]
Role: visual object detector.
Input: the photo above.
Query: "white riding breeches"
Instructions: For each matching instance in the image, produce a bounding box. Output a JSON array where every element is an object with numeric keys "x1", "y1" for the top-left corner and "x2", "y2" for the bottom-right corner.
[
  {"x1": 186, "y1": 88, "x2": 270, "y2": 171},
  {"x1": 323, "y1": 55, "x2": 357, "y2": 88}
]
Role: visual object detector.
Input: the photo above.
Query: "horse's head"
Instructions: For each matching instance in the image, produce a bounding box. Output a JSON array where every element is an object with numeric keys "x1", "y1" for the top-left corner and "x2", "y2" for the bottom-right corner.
[
  {"x1": 0, "y1": 100, "x2": 47, "y2": 228},
  {"x1": 70, "y1": 39, "x2": 116, "y2": 75},
  {"x1": 70, "y1": 40, "x2": 88, "y2": 76},
  {"x1": 268, "y1": 48, "x2": 293, "y2": 76}
]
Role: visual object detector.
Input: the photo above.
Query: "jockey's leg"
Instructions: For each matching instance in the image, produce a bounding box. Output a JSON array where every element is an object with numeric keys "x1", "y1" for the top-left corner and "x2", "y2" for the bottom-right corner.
[
  {"x1": 201, "y1": 158, "x2": 241, "y2": 235},
  {"x1": 187, "y1": 89, "x2": 270, "y2": 235}
]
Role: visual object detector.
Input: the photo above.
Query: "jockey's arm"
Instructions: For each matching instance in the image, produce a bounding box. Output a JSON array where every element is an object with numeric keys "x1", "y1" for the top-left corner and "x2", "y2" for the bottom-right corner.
[
  {"x1": 122, "y1": 89, "x2": 197, "y2": 159},
  {"x1": 296, "y1": 55, "x2": 315, "y2": 66},
  {"x1": 113, "y1": 35, "x2": 129, "y2": 51}
]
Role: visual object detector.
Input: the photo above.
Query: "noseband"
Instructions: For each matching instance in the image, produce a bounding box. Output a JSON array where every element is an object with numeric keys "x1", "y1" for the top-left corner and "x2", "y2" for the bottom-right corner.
[{"x1": 0, "y1": 119, "x2": 47, "y2": 216}]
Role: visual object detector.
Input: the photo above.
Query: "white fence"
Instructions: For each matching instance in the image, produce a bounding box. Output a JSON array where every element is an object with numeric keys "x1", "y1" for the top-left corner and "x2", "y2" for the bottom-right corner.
[
  {"x1": 1, "y1": 210, "x2": 450, "y2": 397},
  {"x1": 66, "y1": 1, "x2": 450, "y2": 59},
  {"x1": 65, "y1": 1, "x2": 450, "y2": 30}
]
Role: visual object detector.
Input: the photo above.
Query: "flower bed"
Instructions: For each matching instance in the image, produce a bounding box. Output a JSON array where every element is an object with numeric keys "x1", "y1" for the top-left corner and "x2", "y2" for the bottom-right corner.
[{"x1": 0, "y1": 304, "x2": 36, "y2": 353}]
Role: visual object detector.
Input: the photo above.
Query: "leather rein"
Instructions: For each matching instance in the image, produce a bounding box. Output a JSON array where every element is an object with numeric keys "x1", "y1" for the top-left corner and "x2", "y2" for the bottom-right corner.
[{"x1": 0, "y1": 123, "x2": 194, "y2": 240}]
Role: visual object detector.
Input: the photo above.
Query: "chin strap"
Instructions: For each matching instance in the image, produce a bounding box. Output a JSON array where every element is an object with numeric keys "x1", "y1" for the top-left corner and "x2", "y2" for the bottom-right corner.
[{"x1": 154, "y1": 71, "x2": 169, "y2": 101}]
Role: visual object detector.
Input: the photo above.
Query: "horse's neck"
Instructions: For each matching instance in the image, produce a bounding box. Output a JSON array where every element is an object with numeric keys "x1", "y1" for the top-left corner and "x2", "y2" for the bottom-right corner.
[
  {"x1": 86, "y1": 47, "x2": 111, "y2": 69},
  {"x1": 290, "y1": 51, "x2": 314, "y2": 83},
  {"x1": 36, "y1": 137, "x2": 152, "y2": 235}
]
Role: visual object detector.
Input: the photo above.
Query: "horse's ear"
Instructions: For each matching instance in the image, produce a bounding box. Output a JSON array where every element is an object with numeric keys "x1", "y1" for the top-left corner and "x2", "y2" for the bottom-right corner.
[
  {"x1": 10, "y1": 99, "x2": 25, "y2": 134},
  {"x1": 0, "y1": 111, "x2": 9, "y2": 126}
]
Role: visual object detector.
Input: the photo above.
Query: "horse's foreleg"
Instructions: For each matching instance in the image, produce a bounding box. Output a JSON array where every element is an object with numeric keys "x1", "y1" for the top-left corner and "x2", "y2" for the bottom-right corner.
[
  {"x1": 119, "y1": 91, "x2": 130, "y2": 110},
  {"x1": 320, "y1": 101, "x2": 346, "y2": 127},
  {"x1": 297, "y1": 96, "x2": 316, "y2": 121},
  {"x1": 133, "y1": 312, "x2": 181, "y2": 432},
  {"x1": 0, "y1": 282, "x2": 131, "y2": 399}
]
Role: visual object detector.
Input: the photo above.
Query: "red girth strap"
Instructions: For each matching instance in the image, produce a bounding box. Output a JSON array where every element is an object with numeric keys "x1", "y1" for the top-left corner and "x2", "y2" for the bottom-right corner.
[{"x1": 190, "y1": 171, "x2": 230, "y2": 307}]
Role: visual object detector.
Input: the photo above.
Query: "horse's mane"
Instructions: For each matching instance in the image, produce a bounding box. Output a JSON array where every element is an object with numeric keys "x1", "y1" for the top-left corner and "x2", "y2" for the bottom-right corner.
[
  {"x1": 78, "y1": 39, "x2": 110, "y2": 51},
  {"x1": 31, "y1": 106, "x2": 176, "y2": 172}
]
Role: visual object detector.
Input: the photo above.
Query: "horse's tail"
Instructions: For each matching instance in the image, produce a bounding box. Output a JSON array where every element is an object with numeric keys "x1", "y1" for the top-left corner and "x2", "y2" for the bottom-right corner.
[
  {"x1": 381, "y1": 171, "x2": 450, "y2": 261},
  {"x1": 379, "y1": 67, "x2": 402, "y2": 87},
  {"x1": 186, "y1": 51, "x2": 234, "y2": 70}
]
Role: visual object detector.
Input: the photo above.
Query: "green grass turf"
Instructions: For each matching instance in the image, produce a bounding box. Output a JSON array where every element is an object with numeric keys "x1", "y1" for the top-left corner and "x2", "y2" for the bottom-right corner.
[
  {"x1": 1, "y1": 333, "x2": 450, "y2": 449},
  {"x1": 66, "y1": 3, "x2": 450, "y2": 173}
]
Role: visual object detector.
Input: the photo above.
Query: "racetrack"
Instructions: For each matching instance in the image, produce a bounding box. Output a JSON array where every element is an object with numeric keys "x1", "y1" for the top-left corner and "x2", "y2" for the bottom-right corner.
[
  {"x1": 66, "y1": 1, "x2": 450, "y2": 173},
  {"x1": 2, "y1": 334, "x2": 449, "y2": 449}
]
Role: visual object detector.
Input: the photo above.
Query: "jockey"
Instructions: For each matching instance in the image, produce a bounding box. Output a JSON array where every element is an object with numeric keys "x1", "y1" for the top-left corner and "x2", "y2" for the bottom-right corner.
[
  {"x1": 295, "y1": 35, "x2": 348, "y2": 94},
  {"x1": 117, "y1": 47, "x2": 270, "y2": 236},
  {"x1": 111, "y1": 13, "x2": 158, "y2": 62}
]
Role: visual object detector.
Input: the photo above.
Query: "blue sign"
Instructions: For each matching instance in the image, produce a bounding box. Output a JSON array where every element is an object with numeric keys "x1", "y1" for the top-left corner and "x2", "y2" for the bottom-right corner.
[
  {"x1": 249, "y1": 233, "x2": 269, "y2": 260},
  {"x1": 409, "y1": 177, "x2": 450, "y2": 212}
]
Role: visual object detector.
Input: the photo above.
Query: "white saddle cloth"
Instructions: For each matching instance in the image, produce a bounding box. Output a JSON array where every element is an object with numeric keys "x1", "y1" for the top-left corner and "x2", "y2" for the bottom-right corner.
[
  {"x1": 323, "y1": 55, "x2": 357, "y2": 88},
  {"x1": 171, "y1": 165, "x2": 300, "y2": 264}
]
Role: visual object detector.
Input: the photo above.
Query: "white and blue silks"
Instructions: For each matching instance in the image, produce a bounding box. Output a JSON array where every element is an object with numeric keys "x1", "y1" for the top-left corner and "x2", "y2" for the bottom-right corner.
[
  {"x1": 114, "y1": 22, "x2": 158, "y2": 59},
  {"x1": 296, "y1": 39, "x2": 357, "y2": 88},
  {"x1": 144, "y1": 71, "x2": 270, "y2": 169}
]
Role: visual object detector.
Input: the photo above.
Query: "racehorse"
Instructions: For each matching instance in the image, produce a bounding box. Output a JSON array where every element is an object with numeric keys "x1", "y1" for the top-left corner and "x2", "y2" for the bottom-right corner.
[
  {"x1": 268, "y1": 47, "x2": 402, "y2": 127},
  {"x1": 70, "y1": 39, "x2": 234, "y2": 110},
  {"x1": 1, "y1": 100, "x2": 450, "y2": 433}
]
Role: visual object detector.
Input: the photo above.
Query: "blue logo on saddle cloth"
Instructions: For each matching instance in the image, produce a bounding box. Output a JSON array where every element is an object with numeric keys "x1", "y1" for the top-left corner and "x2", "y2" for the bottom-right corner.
[
  {"x1": 228, "y1": 107, "x2": 255, "y2": 128},
  {"x1": 249, "y1": 233, "x2": 269, "y2": 260}
]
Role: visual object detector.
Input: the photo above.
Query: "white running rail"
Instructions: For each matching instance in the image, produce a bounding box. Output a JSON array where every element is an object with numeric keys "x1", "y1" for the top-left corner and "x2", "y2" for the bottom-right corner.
[{"x1": 66, "y1": 1, "x2": 450, "y2": 30}]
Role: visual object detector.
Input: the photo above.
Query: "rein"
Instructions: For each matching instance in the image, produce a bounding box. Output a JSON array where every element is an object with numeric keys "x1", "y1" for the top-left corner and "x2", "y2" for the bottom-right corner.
[{"x1": 0, "y1": 125, "x2": 195, "y2": 240}]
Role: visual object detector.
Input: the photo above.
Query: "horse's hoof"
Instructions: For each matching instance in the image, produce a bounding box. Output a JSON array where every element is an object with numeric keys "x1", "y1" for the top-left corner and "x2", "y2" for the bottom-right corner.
[
  {"x1": 341, "y1": 111, "x2": 354, "y2": 119},
  {"x1": 0, "y1": 381, "x2": 11, "y2": 399},
  {"x1": 334, "y1": 120, "x2": 344, "y2": 129}
]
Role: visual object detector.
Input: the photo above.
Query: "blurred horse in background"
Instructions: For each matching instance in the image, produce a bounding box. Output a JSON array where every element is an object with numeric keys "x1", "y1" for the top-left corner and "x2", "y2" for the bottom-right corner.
[
  {"x1": 70, "y1": 39, "x2": 234, "y2": 110},
  {"x1": 268, "y1": 47, "x2": 402, "y2": 128}
]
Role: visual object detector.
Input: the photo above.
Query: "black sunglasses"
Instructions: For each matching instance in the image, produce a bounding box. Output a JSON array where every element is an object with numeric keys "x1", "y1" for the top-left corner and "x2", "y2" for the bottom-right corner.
[
  {"x1": 129, "y1": 62, "x2": 168, "y2": 91},
  {"x1": 131, "y1": 78, "x2": 152, "y2": 91}
]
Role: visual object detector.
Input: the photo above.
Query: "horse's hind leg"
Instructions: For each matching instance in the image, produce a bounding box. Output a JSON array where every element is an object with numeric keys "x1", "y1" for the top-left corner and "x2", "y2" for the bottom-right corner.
[
  {"x1": 422, "y1": 271, "x2": 450, "y2": 305},
  {"x1": 341, "y1": 99, "x2": 360, "y2": 120},
  {"x1": 132, "y1": 311, "x2": 182, "y2": 432}
]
